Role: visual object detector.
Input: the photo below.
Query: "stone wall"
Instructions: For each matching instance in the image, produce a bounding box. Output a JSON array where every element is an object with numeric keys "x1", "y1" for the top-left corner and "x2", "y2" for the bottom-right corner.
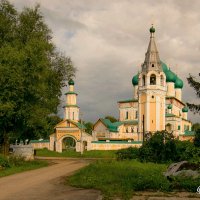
[{"x1": 10, "y1": 144, "x2": 34, "y2": 160}]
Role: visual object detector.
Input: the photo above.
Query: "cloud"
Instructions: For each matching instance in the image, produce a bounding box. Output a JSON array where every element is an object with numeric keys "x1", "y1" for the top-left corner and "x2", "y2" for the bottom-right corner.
[{"x1": 10, "y1": 0, "x2": 200, "y2": 123}]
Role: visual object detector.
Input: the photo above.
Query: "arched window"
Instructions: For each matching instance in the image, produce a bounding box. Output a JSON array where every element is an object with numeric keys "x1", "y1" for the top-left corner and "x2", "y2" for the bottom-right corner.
[
  {"x1": 150, "y1": 74, "x2": 156, "y2": 85},
  {"x1": 126, "y1": 111, "x2": 129, "y2": 119},
  {"x1": 161, "y1": 75, "x2": 164, "y2": 86},
  {"x1": 135, "y1": 111, "x2": 138, "y2": 119},
  {"x1": 72, "y1": 112, "x2": 75, "y2": 120},
  {"x1": 142, "y1": 75, "x2": 145, "y2": 86},
  {"x1": 126, "y1": 128, "x2": 128, "y2": 133}
]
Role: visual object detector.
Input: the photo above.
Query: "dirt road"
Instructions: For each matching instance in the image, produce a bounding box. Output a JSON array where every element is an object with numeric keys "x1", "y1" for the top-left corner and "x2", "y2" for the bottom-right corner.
[{"x1": 0, "y1": 159, "x2": 101, "y2": 200}]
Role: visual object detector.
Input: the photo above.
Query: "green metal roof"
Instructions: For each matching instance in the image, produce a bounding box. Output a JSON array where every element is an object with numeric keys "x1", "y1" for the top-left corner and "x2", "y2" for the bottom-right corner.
[
  {"x1": 100, "y1": 118, "x2": 123, "y2": 133},
  {"x1": 118, "y1": 99, "x2": 138, "y2": 103},
  {"x1": 182, "y1": 130, "x2": 195, "y2": 136},
  {"x1": 65, "y1": 91, "x2": 78, "y2": 95},
  {"x1": 30, "y1": 139, "x2": 50, "y2": 143},
  {"x1": 132, "y1": 73, "x2": 139, "y2": 86},
  {"x1": 175, "y1": 76, "x2": 183, "y2": 89},
  {"x1": 167, "y1": 104, "x2": 172, "y2": 109},
  {"x1": 91, "y1": 140, "x2": 142, "y2": 144},
  {"x1": 68, "y1": 79, "x2": 74, "y2": 85},
  {"x1": 182, "y1": 106, "x2": 189, "y2": 112}
]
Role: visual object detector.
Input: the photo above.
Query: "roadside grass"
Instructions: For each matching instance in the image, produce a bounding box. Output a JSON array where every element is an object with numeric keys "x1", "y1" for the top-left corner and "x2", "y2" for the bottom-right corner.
[
  {"x1": 68, "y1": 160, "x2": 200, "y2": 200},
  {"x1": 0, "y1": 154, "x2": 48, "y2": 177},
  {"x1": 36, "y1": 148, "x2": 116, "y2": 158}
]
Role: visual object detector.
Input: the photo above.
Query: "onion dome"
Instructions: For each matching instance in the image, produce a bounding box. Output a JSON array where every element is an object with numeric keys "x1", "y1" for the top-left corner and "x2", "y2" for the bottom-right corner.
[
  {"x1": 175, "y1": 76, "x2": 183, "y2": 89},
  {"x1": 182, "y1": 106, "x2": 188, "y2": 112},
  {"x1": 68, "y1": 79, "x2": 74, "y2": 85},
  {"x1": 149, "y1": 25, "x2": 155, "y2": 33},
  {"x1": 132, "y1": 73, "x2": 139, "y2": 86},
  {"x1": 161, "y1": 61, "x2": 168, "y2": 73},
  {"x1": 165, "y1": 68, "x2": 176, "y2": 83},
  {"x1": 168, "y1": 104, "x2": 172, "y2": 109}
]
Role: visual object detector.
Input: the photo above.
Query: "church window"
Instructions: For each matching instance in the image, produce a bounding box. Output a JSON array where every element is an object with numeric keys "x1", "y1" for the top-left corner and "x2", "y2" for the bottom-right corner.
[
  {"x1": 161, "y1": 75, "x2": 164, "y2": 86},
  {"x1": 126, "y1": 128, "x2": 128, "y2": 133},
  {"x1": 135, "y1": 111, "x2": 138, "y2": 119},
  {"x1": 131, "y1": 127, "x2": 134, "y2": 133},
  {"x1": 152, "y1": 95, "x2": 154, "y2": 98},
  {"x1": 152, "y1": 64, "x2": 154, "y2": 67},
  {"x1": 73, "y1": 112, "x2": 75, "y2": 120},
  {"x1": 142, "y1": 75, "x2": 145, "y2": 86},
  {"x1": 178, "y1": 125, "x2": 180, "y2": 130},
  {"x1": 150, "y1": 74, "x2": 156, "y2": 85},
  {"x1": 126, "y1": 111, "x2": 129, "y2": 119}
]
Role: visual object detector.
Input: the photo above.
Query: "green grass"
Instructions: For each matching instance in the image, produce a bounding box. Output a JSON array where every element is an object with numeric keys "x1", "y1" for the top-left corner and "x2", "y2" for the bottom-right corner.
[
  {"x1": 36, "y1": 148, "x2": 116, "y2": 158},
  {"x1": 0, "y1": 160, "x2": 48, "y2": 177},
  {"x1": 68, "y1": 160, "x2": 200, "y2": 200}
]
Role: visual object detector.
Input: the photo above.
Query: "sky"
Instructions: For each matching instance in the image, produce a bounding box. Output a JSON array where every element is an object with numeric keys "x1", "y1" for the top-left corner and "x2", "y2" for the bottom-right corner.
[{"x1": 11, "y1": 0, "x2": 200, "y2": 123}]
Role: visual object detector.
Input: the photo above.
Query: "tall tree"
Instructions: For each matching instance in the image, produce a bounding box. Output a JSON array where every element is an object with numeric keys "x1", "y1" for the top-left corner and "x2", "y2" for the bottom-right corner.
[
  {"x1": 0, "y1": 1, "x2": 76, "y2": 153},
  {"x1": 186, "y1": 74, "x2": 200, "y2": 114}
]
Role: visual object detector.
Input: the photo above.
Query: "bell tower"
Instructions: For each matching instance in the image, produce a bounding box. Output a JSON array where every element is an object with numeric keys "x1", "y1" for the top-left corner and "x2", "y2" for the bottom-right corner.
[
  {"x1": 138, "y1": 26, "x2": 166, "y2": 139},
  {"x1": 64, "y1": 79, "x2": 79, "y2": 121}
]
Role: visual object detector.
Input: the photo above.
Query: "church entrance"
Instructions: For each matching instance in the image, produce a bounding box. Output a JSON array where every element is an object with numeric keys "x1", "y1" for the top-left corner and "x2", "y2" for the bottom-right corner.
[{"x1": 62, "y1": 137, "x2": 76, "y2": 151}]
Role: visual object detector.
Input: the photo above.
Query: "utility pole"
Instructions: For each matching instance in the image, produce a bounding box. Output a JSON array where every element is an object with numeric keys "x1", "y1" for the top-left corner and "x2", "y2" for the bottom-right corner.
[
  {"x1": 142, "y1": 114, "x2": 145, "y2": 144},
  {"x1": 80, "y1": 112, "x2": 83, "y2": 155}
]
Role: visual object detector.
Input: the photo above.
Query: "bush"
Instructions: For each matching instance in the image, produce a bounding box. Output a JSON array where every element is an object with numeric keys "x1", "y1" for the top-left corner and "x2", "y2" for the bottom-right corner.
[
  {"x1": 0, "y1": 155, "x2": 10, "y2": 168},
  {"x1": 8, "y1": 156, "x2": 25, "y2": 167},
  {"x1": 116, "y1": 147, "x2": 139, "y2": 160},
  {"x1": 139, "y1": 131, "x2": 177, "y2": 163}
]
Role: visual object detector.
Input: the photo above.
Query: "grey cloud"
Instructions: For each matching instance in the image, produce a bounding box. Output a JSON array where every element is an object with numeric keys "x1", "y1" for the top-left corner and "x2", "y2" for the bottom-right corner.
[{"x1": 10, "y1": 0, "x2": 200, "y2": 123}]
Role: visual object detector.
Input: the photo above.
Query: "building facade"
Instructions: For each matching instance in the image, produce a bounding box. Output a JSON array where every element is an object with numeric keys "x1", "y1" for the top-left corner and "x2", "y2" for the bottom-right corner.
[{"x1": 92, "y1": 26, "x2": 194, "y2": 150}]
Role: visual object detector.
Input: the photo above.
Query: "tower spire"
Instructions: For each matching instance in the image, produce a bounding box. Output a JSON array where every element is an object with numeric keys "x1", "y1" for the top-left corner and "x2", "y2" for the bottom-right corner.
[{"x1": 142, "y1": 25, "x2": 162, "y2": 72}]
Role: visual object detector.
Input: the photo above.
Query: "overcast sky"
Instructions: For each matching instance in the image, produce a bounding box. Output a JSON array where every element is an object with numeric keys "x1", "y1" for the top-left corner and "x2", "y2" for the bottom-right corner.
[{"x1": 11, "y1": 0, "x2": 200, "y2": 123}]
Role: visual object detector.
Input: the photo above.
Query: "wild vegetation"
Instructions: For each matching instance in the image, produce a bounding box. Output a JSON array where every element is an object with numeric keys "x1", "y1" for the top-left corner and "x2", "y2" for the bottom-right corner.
[
  {"x1": 0, "y1": 154, "x2": 48, "y2": 177},
  {"x1": 68, "y1": 160, "x2": 200, "y2": 200}
]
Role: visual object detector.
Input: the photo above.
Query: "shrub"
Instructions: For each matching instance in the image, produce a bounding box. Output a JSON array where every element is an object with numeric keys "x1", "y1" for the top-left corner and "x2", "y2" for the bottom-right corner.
[
  {"x1": 8, "y1": 155, "x2": 25, "y2": 167},
  {"x1": 0, "y1": 155, "x2": 10, "y2": 168},
  {"x1": 116, "y1": 147, "x2": 139, "y2": 160}
]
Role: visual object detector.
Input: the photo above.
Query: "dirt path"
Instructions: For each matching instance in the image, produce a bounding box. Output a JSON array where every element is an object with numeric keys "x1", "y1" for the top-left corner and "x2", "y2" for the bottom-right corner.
[{"x1": 0, "y1": 159, "x2": 101, "y2": 200}]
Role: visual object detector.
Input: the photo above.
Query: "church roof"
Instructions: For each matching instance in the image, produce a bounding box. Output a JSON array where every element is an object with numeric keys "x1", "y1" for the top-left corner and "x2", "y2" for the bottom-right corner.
[
  {"x1": 98, "y1": 118, "x2": 123, "y2": 133},
  {"x1": 142, "y1": 25, "x2": 162, "y2": 72}
]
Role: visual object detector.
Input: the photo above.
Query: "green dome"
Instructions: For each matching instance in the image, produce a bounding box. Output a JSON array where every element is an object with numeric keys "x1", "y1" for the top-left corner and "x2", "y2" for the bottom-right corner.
[
  {"x1": 168, "y1": 104, "x2": 172, "y2": 109},
  {"x1": 161, "y1": 61, "x2": 169, "y2": 73},
  {"x1": 132, "y1": 73, "x2": 139, "y2": 86},
  {"x1": 175, "y1": 76, "x2": 183, "y2": 89},
  {"x1": 182, "y1": 106, "x2": 188, "y2": 112},
  {"x1": 68, "y1": 79, "x2": 74, "y2": 85},
  {"x1": 165, "y1": 69, "x2": 176, "y2": 83},
  {"x1": 149, "y1": 25, "x2": 155, "y2": 33}
]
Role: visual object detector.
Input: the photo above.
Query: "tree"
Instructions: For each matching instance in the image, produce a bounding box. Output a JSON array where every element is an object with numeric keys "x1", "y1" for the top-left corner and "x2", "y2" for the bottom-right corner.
[
  {"x1": 105, "y1": 115, "x2": 118, "y2": 123},
  {"x1": 192, "y1": 123, "x2": 200, "y2": 132},
  {"x1": 186, "y1": 74, "x2": 200, "y2": 113},
  {"x1": 193, "y1": 128, "x2": 200, "y2": 147},
  {"x1": 0, "y1": 1, "x2": 76, "y2": 154},
  {"x1": 84, "y1": 122, "x2": 94, "y2": 135}
]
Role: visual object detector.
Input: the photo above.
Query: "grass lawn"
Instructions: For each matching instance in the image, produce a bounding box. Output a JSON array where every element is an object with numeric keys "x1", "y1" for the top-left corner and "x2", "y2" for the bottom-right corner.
[
  {"x1": 0, "y1": 159, "x2": 48, "y2": 177},
  {"x1": 68, "y1": 160, "x2": 200, "y2": 200},
  {"x1": 36, "y1": 148, "x2": 116, "y2": 158}
]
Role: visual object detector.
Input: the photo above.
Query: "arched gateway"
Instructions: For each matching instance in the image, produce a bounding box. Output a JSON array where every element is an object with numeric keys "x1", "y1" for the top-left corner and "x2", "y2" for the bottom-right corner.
[{"x1": 49, "y1": 79, "x2": 92, "y2": 153}]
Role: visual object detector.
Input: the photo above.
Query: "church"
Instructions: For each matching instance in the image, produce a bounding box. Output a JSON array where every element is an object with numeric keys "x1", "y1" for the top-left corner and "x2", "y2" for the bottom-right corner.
[{"x1": 45, "y1": 26, "x2": 195, "y2": 152}]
